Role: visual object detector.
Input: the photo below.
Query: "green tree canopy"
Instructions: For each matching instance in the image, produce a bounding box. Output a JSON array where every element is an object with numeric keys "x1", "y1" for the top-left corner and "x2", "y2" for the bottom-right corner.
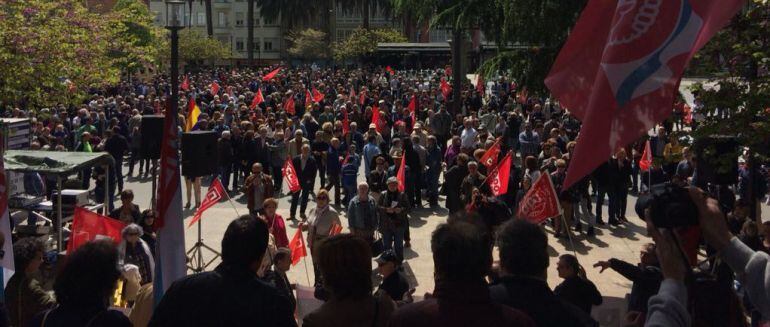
[
  {"x1": 333, "y1": 28, "x2": 407, "y2": 61},
  {"x1": 287, "y1": 29, "x2": 330, "y2": 60},
  {"x1": 159, "y1": 30, "x2": 230, "y2": 65},
  {"x1": 106, "y1": 0, "x2": 166, "y2": 75},
  {"x1": 0, "y1": 0, "x2": 119, "y2": 108}
]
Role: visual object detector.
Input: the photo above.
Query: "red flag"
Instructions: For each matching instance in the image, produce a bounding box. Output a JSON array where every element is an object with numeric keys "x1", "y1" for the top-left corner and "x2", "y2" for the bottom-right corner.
[
  {"x1": 288, "y1": 228, "x2": 307, "y2": 266},
  {"x1": 68, "y1": 207, "x2": 127, "y2": 253},
  {"x1": 312, "y1": 87, "x2": 325, "y2": 103},
  {"x1": 181, "y1": 75, "x2": 190, "y2": 91},
  {"x1": 342, "y1": 152, "x2": 350, "y2": 166},
  {"x1": 516, "y1": 173, "x2": 561, "y2": 224},
  {"x1": 385, "y1": 66, "x2": 395, "y2": 75},
  {"x1": 485, "y1": 151, "x2": 512, "y2": 196},
  {"x1": 445, "y1": 66, "x2": 452, "y2": 76},
  {"x1": 479, "y1": 138, "x2": 502, "y2": 170},
  {"x1": 683, "y1": 104, "x2": 692, "y2": 125},
  {"x1": 517, "y1": 87, "x2": 528, "y2": 104},
  {"x1": 639, "y1": 140, "x2": 652, "y2": 172},
  {"x1": 359, "y1": 90, "x2": 366, "y2": 106},
  {"x1": 250, "y1": 88, "x2": 264, "y2": 110},
  {"x1": 284, "y1": 96, "x2": 295, "y2": 115},
  {"x1": 282, "y1": 158, "x2": 301, "y2": 193},
  {"x1": 328, "y1": 223, "x2": 343, "y2": 236},
  {"x1": 440, "y1": 78, "x2": 451, "y2": 100},
  {"x1": 187, "y1": 178, "x2": 225, "y2": 227},
  {"x1": 262, "y1": 67, "x2": 282, "y2": 81},
  {"x1": 371, "y1": 105, "x2": 382, "y2": 133},
  {"x1": 407, "y1": 96, "x2": 417, "y2": 127},
  {"x1": 342, "y1": 108, "x2": 350, "y2": 135},
  {"x1": 545, "y1": 0, "x2": 743, "y2": 189},
  {"x1": 210, "y1": 81, "x2": 220, "y2": 96},
  {"x1": 476, "y1": 74, "x2": 485, "y2": 95},
  {"x1": 305, "y1": 89, "x2": 313, "y2": 108},
  {"x1": 396, "y1": 154, "x2": 406, "y2": 192}
]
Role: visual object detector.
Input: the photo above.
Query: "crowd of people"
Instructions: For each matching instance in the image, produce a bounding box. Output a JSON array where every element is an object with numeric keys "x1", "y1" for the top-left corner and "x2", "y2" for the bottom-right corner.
[{"x1": 1, "y1": 64, "x2": 769, "y2": 326}]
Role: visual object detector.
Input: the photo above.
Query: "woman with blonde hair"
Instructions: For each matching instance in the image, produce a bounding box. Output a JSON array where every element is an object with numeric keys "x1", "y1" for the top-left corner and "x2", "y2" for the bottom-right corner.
[{"x1": 305, "y1": 189, "x2": 341, "y2": 282}]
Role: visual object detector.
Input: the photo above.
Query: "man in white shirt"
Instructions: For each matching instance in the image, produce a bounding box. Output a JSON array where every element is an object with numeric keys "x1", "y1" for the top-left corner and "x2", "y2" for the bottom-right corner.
[{"x1": 460, "y1": 118, "x2": 478, "y2": 153}]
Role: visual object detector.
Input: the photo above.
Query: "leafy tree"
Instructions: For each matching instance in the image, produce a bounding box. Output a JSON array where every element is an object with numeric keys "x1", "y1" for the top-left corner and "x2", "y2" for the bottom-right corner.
[
  {"x1": 106, "y1": 0, "x2": 166, "y2": 76},
  {"x1": 333, "y1": 28, "x2": 407, "y2": 61},
  {"x1": 158, "y1": 30, "x2": 230, "y2": 66},
  {"x1": 0, "y1": 0, "x2": 119, "y2": 108},
  {"x1": 688, "y1": 0, "x2": 770, "y2": 159},
  {"x1": 287, "y1": 29, "x2": 330, "y2": 60},
  {"x1": 338, "y1": 0, "x2": 393, "y2": 29}
]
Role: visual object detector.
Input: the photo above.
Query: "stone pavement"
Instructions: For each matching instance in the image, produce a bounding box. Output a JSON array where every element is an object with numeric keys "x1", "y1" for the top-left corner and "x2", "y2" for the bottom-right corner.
[{"x1": 123, "y1": 163, "x2": 770, "y2": 326}]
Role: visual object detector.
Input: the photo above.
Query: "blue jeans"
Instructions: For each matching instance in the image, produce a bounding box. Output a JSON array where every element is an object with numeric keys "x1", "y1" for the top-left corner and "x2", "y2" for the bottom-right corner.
[{"x1": 382, "y1": 226, "x2": 406, "y2": 262}]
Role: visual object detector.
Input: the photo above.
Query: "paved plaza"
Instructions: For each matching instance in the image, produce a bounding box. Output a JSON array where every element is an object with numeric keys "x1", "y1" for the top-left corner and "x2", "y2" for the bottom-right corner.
[{"x1": 123, "y1": 163, "x2": 769, "y2": 326}]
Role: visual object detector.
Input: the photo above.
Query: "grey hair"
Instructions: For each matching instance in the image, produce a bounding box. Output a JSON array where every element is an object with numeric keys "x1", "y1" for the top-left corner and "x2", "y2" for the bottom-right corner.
[{"x1": 121, "y1": 223, "x2": 144, "y2": 238}]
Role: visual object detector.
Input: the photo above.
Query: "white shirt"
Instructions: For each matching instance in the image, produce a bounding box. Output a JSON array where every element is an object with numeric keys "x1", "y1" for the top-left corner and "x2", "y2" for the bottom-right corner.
[{"x1": 460, "y1": 127, "x2": 478, "y2": 149}]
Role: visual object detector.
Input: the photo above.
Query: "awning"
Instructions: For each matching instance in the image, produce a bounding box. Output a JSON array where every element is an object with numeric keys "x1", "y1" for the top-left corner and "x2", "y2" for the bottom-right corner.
[{"x1": 4, "y1": 150, "x2": 114, "y2": 175}]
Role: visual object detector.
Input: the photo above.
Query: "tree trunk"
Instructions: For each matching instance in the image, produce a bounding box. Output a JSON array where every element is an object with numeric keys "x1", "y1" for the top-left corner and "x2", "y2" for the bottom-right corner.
[
  {"x1": 247, "y1": 0, "x2": 254, "y2": 66},
  {"x1": 205, "y1": 0, "x2": 213, "y2": 38},
  {"x1": 362, "y1": 0, "x2": 370, "y2": 29},
  {"x1": 450, "y1": 28, "x2": 463, "y2": 115}
]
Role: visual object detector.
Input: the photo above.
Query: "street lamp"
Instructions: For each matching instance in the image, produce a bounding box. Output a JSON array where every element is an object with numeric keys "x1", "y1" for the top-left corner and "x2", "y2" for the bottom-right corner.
[{"x1": 165, "y1": 0, "x2": 185, "y2": 124}]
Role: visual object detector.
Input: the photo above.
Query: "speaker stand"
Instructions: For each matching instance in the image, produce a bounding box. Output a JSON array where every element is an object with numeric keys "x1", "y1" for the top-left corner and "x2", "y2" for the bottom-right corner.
[{"x1": 186, "y1": 215, "x2": 220, "y2": 273}]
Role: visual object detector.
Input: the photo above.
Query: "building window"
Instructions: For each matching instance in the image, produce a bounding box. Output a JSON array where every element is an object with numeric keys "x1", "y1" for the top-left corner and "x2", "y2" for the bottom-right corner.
[
  {"x1": 263, "y1": 40, "x2": 273, "y2": 52},
  {"x1": 263, "y1": 17, "x2": 274, "y2": 26},
  {"x1": 218, "y1": 12, "x2": 227, "y2": 27},
  {"x1": 254, "y1": 18, "x2": 260, "y2": 26},
  {"x1": 197, "y1": 13, "x2": 206, "y2": 26},
  {"x1": 253, "y1": 41, "x2": 260, "y2": 51},
  {"x1": 235, "y1": 12, "x2": 244, "y2": 26},
  {"x1": 235, "y1": 38, "x2": 244, "y2": 51}
]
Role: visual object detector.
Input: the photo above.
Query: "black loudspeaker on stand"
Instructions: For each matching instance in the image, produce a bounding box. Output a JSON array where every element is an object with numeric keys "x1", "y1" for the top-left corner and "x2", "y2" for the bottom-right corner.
[
  {"x1": 140, "y1": 115, "x2": 164, "y2": 160},
  {"x1": 181, "y1": 131, "x2": 220, "y2": 272}
]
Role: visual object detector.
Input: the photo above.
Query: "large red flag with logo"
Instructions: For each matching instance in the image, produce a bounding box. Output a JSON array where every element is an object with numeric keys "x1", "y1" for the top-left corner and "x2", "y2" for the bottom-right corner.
[
  {"x1": 262, "y1": 67, "x2": 282, "y2": 81},
  {"x1": 485, "y1": 151, "x2": 512, "y2": 196},
  {"x1": 187, "y1": 178, "x2": 225, "y2": 227},
  {"x1": 68, "y1": 207, "x2": 127, "y2": 253},
  {"x1": 284, "y1": 96, "x2": 295, "y2": 115},
  {"x1": 282, "y1": 158, "x2": 301, "y2": 193},
  {"x1": 250, "y1": 88, "x2": 264, "y2": 110},
  {"x1": 210, "y1": 81, "x2": 220, "y2": 96},
  {"x1": 517, "y1": 173, "x2": 561, "y2": 224},
  {"x1": 479, "y1": 138, "x2": 502, "y2": 170},
  {"x1": 639, "y1": 140, "x2": 652, "y2": 171},
  {"x1": 545, "y1": 0, "x2": 743, "y2": 189},
  {"x1": 181, "y1": 75, "x2": 190, "y2": 91},
  {"x1": 288, "y1": 228, "x2": 307, "y2": 266},
  {"x1": 396, "y1": 153, "x2": 406, "y2": 192}
]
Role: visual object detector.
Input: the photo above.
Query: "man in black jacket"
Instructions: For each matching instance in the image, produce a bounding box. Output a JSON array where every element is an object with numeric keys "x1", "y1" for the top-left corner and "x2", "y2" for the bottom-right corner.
[
  {"x1": 593, "y1": 243, "x2": 662, "y2": 314},
  {"x1": 149, "y1": 215, "x2": 296, "y2": 327},
  {"x1": 290, "y1": 144, "x2": 317, "y2": 221},
  {"x1": 217, "y1": 131, "x2": 234, "y2": 192},
  {"x1": 490, "y1": 219, "x2": 598, "y2": 327},
  {"x1": 104, "y1": 128, "x2": 129, "y2": 192}
]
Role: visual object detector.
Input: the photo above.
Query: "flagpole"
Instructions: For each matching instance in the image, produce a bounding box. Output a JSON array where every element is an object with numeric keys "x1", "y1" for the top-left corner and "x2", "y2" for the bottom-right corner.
[{"x1": 220, "y1": 185, "x2": 241, "y2": 217}]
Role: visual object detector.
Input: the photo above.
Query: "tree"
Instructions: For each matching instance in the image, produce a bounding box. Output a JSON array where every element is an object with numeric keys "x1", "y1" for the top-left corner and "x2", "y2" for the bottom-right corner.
[
  {"x1": 0, "y1": 0, "x2": 119, "y2": 108},
  {"x1": 333, "y1": 28, "x2": 407, "y2": 61},
  {"x1": 258, "y1": 0, "x2": 320, "y2": 56},
  {"x1": 339, "y1": 0, "x2": 393, "y2": 29},
  {"x1": 106, "y1": 0, "x2": 166, "y2": 77},
  {"x1": 287, "y1": 29, "x2": 330, "y2": 60},
  {"x1": 160, "y1": 30, "x2": 230, "y2": 66}
]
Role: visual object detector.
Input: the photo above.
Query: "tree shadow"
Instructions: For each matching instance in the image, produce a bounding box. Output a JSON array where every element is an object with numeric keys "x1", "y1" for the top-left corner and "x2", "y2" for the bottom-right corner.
[
  {"x1": 555, "y1": 235, "x2": 592, "y2": 255},
  {"x1": 401, "y1": 261, "x2": 421, "y2": 290},
  {"x1": 608, "y1": 220, "x2": 647, "y2": 241},
  {"x1": 403, "y1": 247, "x2": 420, "y2": 260},
  {"x1": 582, "y1": 232, "x2": 610, "y2": 248}
]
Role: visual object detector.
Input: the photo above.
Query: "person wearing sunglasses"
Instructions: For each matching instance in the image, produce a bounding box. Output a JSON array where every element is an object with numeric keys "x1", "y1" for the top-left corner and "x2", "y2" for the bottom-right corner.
[
  {"x1": 118, "y1": 224, "x2": 155, "y2": 286},
  {"x1": 306, "y1": 189, "x2": 341, "y2": 283}
]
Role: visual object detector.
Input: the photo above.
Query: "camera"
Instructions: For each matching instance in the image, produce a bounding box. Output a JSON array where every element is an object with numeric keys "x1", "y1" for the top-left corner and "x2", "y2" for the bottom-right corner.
[{"x1": 635, "y1": 183, "x2": 699, "y2": 228}]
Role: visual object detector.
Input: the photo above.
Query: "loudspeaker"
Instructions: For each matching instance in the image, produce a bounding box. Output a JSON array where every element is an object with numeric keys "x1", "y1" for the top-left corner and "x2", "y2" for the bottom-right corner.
[
  {"x1": 181, "y1": 131, "x2": 219, "y2": 177},
  {"x1": 692, "y1": 135, "x2": 739, "y2": 185},
  {"x1": 140, "y1": 115, "x2": 164, "y2": 159}
]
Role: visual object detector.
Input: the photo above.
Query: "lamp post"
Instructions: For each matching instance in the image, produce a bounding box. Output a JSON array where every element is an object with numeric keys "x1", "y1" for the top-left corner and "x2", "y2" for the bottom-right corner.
[{"x1": 166, "y1": 0, "x2": 185, "y2": 120}]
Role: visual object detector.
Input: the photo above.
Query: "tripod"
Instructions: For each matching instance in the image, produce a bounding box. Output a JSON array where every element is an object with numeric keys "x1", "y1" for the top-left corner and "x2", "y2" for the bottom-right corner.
[{"x1": 186, "y1": 214, "x2": 220, "y2": 273}]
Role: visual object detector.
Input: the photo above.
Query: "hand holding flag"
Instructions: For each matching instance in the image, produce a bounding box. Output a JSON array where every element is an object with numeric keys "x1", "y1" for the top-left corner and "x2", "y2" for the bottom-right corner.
[{"x1": 282, "y1": 159, "x2": 301, "y2": 193}]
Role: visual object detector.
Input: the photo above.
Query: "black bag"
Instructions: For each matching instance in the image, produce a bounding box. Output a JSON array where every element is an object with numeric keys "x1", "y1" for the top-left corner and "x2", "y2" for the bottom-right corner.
[{"x1": 371, "y1": 231, "x2": 384, "y2": 257}]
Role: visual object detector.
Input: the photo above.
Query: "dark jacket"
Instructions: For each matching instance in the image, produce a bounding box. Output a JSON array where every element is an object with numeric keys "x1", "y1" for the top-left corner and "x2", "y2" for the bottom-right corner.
[
  {"x1": 218, "y1": 138, "x2": 235, "y2": 166},
  {"x1": 292, "y1": 155, "x2": 318, "y2": 190},
  {"x1": 377, "y1": 190, "x2": 410, "y2": 231},
  {"x1": 554, "y1": 276, "x2": 603, "y2": 314},
  {"x1": 367, "y1": 169, "x2": 388, "y2": 194},
  {"x1": 378, "y1": 271, "x2": 409, "y2": 303},
  {"x1": 490, "y1": 275, "x2": 597, "y2": 327},
  {"x1": 149, "y1": 264, "x2": 296, "y2": 327},
  {"x1": 443, "y1": 165, "x2": 468, "y2": 213},
  {"x1": 6, "y1": 273, "x2": 55, "y2": 327},
  {"x1": 607, "y1": 259, "x2": 662, "y2": 313},
  {"x1": 303, "y1": 292, "x2": 395, "y2": 327},
  {"x1": 104, "y1": 134, "x2": 129, "y2": 161},
  {"x1": 29, "y1": 304, "x2": 130, "y2": 327},
  {"x1": 243, "y1": 173, "x2": 275, "y2": 211},
  {"x1": 389, "y1": 280, "x2": 535, "y2": 327},
  {"x1": 607, "y1": 158, "x2": 632, "y2": 190}
]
